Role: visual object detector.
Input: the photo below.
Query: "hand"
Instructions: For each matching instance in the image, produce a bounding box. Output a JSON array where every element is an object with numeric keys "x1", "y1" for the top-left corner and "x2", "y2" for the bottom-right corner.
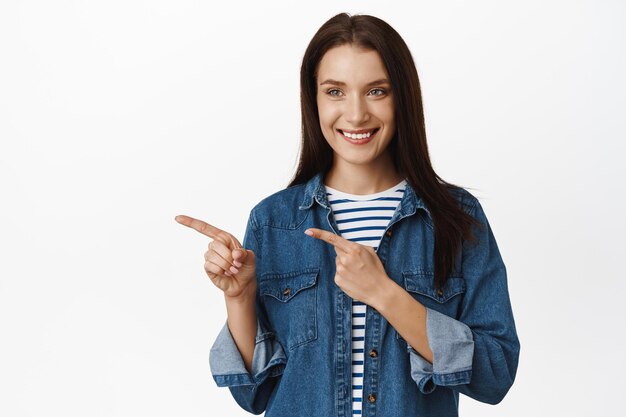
[
  {"x1": 304, "y1": 228, "x2": 391, "y2": 308},
  {"x1": 175, "y1": 214, "x2": 257, "y2": 299}
]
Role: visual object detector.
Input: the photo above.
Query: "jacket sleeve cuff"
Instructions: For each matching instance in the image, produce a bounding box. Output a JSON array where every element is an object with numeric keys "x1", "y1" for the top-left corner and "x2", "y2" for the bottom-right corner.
[
  {"x1": 209, "y1": 318, "x2": 287, "y2": 388},
  {"x1": 407, "y1": 307, "x2": 474, "y2": 394}
]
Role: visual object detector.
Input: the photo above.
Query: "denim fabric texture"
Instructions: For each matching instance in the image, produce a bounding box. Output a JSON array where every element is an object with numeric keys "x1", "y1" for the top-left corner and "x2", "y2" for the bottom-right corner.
[{"x1": 209, "y1": 171, "x2": 520, "y2": 416}]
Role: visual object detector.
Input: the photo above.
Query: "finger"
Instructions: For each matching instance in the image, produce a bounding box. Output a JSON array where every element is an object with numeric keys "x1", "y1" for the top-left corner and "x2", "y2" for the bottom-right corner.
[
  {"x1": 204, "y1": 255, "x2": 235, "y2": 275},
  {"x1": 209, "y1": 241, "x2": 246, "y2": 270},
  {"x1": 211, "y1": 245, "x2": 247, "y2": 273},
  {"x1": 304, "y1": 228, "x2": 352, "y2": 253},
  {"x1": 204, "y1": 262, "x2": 232, "y2": 288},
  {"x1": 231, "y1": 248, "x2": 246, "y2": 267},
  {"x1": 175, "y1": 214, "x2": 230, "y2": 244},
  {"x1": 207, "y1": 240, "x2": 237, "y2": 268},
  {"x1": 204, "y1": 260, "x2": 223, "y2": 280},
  {"x1": 205, "y1": 248, "x2": 238, "y2": 276}
]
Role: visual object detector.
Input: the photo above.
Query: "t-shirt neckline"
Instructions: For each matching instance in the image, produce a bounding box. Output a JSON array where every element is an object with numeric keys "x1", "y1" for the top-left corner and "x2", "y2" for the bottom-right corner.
[{"x1": 324, "y1": 179, "x2": 407, "y2": 201}]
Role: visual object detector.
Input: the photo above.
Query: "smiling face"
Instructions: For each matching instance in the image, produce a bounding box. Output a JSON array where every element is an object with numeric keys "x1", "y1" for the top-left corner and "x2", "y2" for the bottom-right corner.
[{"x1": 316, "y1": 44, "x2": 396, "y2": 173}]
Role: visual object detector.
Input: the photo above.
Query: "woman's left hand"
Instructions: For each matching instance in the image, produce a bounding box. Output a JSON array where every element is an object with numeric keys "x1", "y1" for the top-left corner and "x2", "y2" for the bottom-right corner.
[{"x1": 304, "y1": 227, "x2": 392, "y2": 308}]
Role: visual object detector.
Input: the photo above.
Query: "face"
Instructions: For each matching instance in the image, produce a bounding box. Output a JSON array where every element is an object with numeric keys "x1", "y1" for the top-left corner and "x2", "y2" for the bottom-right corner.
[{"x1": 316, "y1": 44, "x2": 395, "y2": 170}]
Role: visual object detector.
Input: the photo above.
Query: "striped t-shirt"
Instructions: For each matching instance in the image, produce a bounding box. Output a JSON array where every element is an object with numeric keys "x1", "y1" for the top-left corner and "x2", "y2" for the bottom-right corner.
[{"x1": 324, "y1": 178, "x2": 407, "y2": 416}]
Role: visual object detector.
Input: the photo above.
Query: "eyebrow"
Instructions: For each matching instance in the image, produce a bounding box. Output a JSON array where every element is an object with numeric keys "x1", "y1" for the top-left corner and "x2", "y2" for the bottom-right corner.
[{"x1": 319, "y1": 78, "x2": 390, "y2": 87}]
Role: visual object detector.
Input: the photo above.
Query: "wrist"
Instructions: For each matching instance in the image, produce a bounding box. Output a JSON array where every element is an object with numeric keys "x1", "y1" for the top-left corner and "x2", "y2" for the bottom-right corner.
[
  {"x1": 372, "y1": 276, "x2": 400, "y2": 313},
  {"x1": 224, "y1": 284, "x2": 257, "y2": 305}
]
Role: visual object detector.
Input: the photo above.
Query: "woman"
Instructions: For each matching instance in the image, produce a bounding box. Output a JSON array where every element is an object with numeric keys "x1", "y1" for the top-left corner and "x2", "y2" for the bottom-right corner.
[{"x1": 176, "y1": 12, "x2": 520, "y2": 416}]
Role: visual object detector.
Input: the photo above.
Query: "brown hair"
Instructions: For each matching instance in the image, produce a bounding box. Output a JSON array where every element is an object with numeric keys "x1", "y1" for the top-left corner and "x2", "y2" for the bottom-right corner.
[{"x1": 288, "y1": 12, "x2": 480, "y2": 292}]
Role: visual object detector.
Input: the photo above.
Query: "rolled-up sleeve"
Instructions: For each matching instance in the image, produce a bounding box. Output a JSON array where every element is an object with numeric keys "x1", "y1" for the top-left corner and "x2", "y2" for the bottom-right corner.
[
  {"x1": 208, "y1": 208, "x2": 287, "y2": 414},
  {"x1": 406, "y1": 199, "x2": 520, "y2": 403},
  {"x1": 407, "y1": 307, "x2": 474, "y2": 394},
  {"x1": 210, "y1": 318, "x2": 287, "y2": 387}
]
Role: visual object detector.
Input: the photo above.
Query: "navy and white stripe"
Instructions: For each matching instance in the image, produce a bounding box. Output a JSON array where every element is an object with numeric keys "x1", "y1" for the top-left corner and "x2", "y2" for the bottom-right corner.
[{"x1": 325, "y1": 179, "x2": 406, "y2": 415}]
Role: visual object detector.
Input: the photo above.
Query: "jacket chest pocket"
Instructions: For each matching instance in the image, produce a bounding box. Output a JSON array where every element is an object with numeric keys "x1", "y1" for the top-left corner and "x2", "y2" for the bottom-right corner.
[
  {"x1": 395, "y1": 271, "x2": 466, "y2": 344},
  {"x1": 258, "y1": 268, "x2": 319, "y2": 351}
]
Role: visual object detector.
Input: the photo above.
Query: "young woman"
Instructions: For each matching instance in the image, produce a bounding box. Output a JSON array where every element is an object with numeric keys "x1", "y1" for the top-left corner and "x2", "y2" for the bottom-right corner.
[{"x1": 176, "y1": 13, "x2": 520, "y2": 416}]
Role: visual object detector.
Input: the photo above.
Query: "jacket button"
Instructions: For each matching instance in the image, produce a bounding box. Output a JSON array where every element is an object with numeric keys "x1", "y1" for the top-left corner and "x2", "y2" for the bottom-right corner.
[
  {"x1": 283, "y1": 287, "x2": 291, "y2": 297},
  {"x1": 436, "y1": 288, "x2": 444, "y2": 297},
  {"x1": 367, "y1": 393, "x2": 376, "y2": 403},
  {"x1": 386, "y1": 230, "x2": 392, "y2": 237},
  {"x1": 368, "y1": 349, "x2": 378, "y2": 358}
]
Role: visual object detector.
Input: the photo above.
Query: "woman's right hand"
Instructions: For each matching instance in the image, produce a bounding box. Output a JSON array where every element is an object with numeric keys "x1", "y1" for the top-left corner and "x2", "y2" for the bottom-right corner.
[{"x1": 175, "y1": 214, "x2": 257, "y2": 299}]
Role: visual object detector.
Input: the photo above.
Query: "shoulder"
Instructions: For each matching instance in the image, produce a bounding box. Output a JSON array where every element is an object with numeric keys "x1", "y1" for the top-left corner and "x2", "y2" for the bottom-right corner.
[
  {"x1": 249, "y1": 182, "x2": 310, "y2": 230},
  {"x1": 445, "y1": 184, "x2": 480, "y2": 215}
]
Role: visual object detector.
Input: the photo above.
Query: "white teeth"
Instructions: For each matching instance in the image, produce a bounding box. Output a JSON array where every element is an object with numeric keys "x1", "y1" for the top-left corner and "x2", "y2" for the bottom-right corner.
[{"x1": 342, "y1": 130, "x2": 374, "y2": 139}]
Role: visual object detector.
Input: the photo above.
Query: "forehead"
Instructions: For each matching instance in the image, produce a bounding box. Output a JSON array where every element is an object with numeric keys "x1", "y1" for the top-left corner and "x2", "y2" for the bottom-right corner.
[{"x1": 317, "y1": 44, "x2": 389, "y2": 84}]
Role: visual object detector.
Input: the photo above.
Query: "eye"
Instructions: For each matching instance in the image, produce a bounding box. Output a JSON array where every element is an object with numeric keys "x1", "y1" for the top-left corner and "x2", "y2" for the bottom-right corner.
[
  {"x1": 326, "y1": 88, "x2": 343, "y2": 97},
  {"x1": 368, "y1": 88, "x2": 387, "y2": 96}
]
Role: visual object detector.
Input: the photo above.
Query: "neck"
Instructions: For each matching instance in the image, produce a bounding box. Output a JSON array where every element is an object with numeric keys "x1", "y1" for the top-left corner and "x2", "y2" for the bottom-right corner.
[{"x1": 324, "y1": 154, "x2": 403, "y2": 195}]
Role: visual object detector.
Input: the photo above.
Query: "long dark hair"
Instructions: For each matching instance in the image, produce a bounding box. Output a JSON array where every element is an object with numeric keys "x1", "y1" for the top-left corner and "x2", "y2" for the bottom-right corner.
[{"x1": 288, "y1": 13, "x2": 480, "y2": 292}]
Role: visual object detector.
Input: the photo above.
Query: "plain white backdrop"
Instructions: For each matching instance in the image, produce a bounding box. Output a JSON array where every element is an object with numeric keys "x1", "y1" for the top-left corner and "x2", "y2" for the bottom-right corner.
[{"x1": 1, "y1": 1, "x2": 624, "y2": 416}]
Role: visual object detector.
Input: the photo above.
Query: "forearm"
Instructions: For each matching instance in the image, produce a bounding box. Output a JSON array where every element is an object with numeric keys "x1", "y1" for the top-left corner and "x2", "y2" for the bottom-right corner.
[
  {"x1": 224, "y1": 284, "x2": 257, "y2": 373},
  {"x1": 374, "y1": 278, "x2": 434, "y2": 364}
]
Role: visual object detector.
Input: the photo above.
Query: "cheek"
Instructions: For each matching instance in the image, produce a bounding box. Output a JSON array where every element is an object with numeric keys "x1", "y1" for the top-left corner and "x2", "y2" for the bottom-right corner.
[
  {"x1": 386, "y1": 115, "x2": 396, "y2": 133},
  {"x1": 317, "y1": 103, "x2": 338, "y2": 131},
  {"x1": 380, "y1": 109, "x2": 396, "y2": 137},
  {"x1": 379, "y1": 104, "x2": 395, "y2": 126}
]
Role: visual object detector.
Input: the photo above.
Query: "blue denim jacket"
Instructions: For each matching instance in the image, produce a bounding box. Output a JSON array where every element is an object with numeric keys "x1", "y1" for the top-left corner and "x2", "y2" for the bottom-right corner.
[{"x1": 209, "y1": 171, "x2": 520, "y2": 416}]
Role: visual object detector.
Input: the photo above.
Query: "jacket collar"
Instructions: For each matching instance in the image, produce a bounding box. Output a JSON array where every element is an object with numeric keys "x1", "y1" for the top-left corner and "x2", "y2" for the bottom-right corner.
[{"x1": 298, "y1": 171, "x2": 432, "y2": 221}]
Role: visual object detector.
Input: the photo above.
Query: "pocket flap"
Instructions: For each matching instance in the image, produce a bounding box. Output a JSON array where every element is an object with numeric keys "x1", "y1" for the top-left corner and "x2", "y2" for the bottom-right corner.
[
  {"x1": 259, "y1": 269, "x2": 319, "y2": 302},
  {"x1": 402, "y1": 271, "x2": 465, "y2": 303}
]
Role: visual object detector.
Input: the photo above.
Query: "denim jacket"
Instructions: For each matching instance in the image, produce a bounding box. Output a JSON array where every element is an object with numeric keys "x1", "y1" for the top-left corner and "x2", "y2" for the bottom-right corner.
[{"x1": 209, "y1": 171, "x2": 520, "y2": 416}]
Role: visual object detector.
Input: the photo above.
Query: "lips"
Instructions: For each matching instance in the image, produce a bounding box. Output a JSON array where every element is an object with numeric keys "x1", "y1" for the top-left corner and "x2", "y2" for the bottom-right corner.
[
  {"x1": 337, "y1": 128, "x2": 379, "y2": 135},
  {"x1": 337, "y1": 127, "x2": 379, "y2": 139},
  {"x1": 337, "y1": 128, "x2": 379, "y2": 145}
]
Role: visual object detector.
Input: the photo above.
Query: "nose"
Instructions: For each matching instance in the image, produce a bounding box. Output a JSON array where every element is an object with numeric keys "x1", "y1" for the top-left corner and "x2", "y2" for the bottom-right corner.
[{"x1": 345, "y1": 94, "x2": 370, "y2": 126}]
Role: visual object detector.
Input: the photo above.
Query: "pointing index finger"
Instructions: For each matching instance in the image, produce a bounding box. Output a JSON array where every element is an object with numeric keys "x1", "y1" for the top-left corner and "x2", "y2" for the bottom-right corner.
[
  {"x1": 175, "y1": 215, "x2": 227, "y2": 242},
  {"x1": 304, "y1": 228, "x2": 352, "y2": 253}
]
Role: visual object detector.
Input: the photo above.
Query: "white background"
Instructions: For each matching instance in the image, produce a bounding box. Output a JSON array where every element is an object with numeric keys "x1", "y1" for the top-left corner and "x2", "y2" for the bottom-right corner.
[{"x1": 1, "y1": 1, "x2": 624, "y2": 416}]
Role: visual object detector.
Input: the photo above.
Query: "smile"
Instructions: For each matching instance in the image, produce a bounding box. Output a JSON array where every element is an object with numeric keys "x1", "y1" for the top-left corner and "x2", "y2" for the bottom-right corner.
[{"x1": 337, "y1": 128, "x2": 379, "y2": 145}]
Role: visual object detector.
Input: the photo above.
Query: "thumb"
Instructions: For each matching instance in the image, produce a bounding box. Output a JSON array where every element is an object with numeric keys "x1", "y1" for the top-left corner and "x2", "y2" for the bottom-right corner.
[{"x1": 233, "y1": 248, "x2": 255, "y2": 264}]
